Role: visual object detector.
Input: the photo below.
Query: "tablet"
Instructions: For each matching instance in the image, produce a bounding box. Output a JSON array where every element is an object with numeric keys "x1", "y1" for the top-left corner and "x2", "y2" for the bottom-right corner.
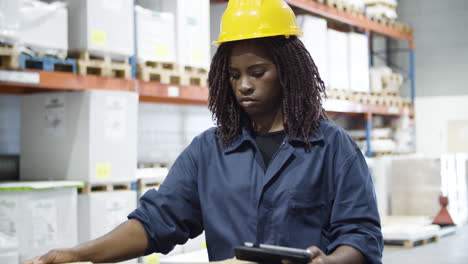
[{"x1": 234, "y1": 242, "x2": 311, "y2": 264}]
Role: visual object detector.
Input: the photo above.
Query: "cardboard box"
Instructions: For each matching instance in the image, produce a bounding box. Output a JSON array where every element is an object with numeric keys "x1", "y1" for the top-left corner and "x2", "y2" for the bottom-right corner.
[
  {"x1": 78, "y1": 191, "x2": 137, "y2": 264},
  {"x1": 21, "y1": 90, "x2": 138, "y2": 183},
  {"x1": 348, "y1": 32, "x2": 370, "y2": 93},
  {"x1": 135, "y1": 6, "x2": 176, "y2": 63},
  {"x1": 65, "y1": 0, "x2": 134, "y2": 57},
  {"x1": 296, "y1": 15, "x2": 329, "y2": 87},
  {"x1": 0, "y1": 181, "x2": 80, "y2": 262},
  {"x1": 18, "y1": 0, "x2": 68, "y2": 57},
  {"x1": 327, "y1": 29, "x2": 349, "y2": 90}
]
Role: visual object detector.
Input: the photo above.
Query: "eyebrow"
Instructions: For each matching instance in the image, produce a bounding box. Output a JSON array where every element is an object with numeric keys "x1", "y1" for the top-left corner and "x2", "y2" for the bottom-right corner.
[{"x1": 229, "y1": 62, "x2": 271, "y2": 71}]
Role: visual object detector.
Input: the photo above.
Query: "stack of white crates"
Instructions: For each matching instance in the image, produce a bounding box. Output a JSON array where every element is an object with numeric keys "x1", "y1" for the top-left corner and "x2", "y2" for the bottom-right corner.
[
  {"x1": 20, "y1": 90, "x2": 139, "y2": 264},
  {"x1": 65, "y1": 0, "x2": 134, "y2": 58},
  {"x1": 0, "y1": 181, "x2": 81, "y2": 262},
  {"x1": 18, "y1": 0, "x2": 68, "y2": 58},
  {"x1": 296, "y1": 15, "x2": 329, "y2": 87}
]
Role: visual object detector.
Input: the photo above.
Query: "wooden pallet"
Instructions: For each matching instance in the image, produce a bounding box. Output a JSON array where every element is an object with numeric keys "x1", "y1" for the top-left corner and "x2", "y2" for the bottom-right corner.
[
  {"x1": 327, "y1": 89, "x2": 352, "y2": 101},
  {"x1": 351, "y1": 92, "x2": 369, "y2": 104},
  {"x1": 70, "y1": 51, "x2": 131, "y2": 79},
  {"x1": 78, "y1": 181, "x2": 133, "y2": 194},
  {"x1": 384, "y1": 235, "x2": 439, "y2": 248},
  {"x1": 137, "y1": 61, "x2": 181, "y2": 85},
  {"x1": 181, "y1": 66, "x2": 208, "y2": 87},
  {"x1": 18, "y1": 54, "x2": 77, "y2": 73},
  {"x1": 137, "y1": 178, "x2": 162, "y2": 190},
  {"x1": 0, "y1": 44, "x2": 19, "y2": 69}
]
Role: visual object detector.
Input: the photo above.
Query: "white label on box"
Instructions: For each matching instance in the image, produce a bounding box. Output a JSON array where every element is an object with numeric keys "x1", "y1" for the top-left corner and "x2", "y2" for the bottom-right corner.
[
  {"x1": 168, "y1": 86, "x2": 179, "y2": 97},
  {"x1": 0, "y1": 70, "x2": 39, "y2": 84},
  {"x1": 0, "y1": 198, "x2": 17, "y2": 237},
  {"x1": 105, "y1": 197, "x2": 127, "y2": 231},
  {"x1": 44, "y1": 95, "x2": 65, "y2": 137},
  {"x1": 105, "y1": 96, "x2": 127, "y2": 142},
  {"x1": 29, "y1": 199, "x2": 58, "y2": 247}
]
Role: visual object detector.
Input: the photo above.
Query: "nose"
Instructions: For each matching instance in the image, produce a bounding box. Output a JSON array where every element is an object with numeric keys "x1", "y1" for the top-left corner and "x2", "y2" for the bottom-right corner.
[{"x1": 238, "y1": 76, "x2": 254, "y2": 95}]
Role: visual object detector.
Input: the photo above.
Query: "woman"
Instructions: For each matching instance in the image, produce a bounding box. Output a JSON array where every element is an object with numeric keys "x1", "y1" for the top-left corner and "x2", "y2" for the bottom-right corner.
[{"x1": 24, "y1": 1, "x2": 382, "y2": 264}]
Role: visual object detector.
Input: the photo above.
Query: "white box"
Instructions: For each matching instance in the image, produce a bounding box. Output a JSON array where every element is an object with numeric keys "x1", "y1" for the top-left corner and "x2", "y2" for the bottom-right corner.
[
  {"x1": 182, "y1": 105, "x2": 213, "y2": 145},
  {"x1": 327, "y1": 29, "x2": 350, "y2": 90},
  {"x1": 296, "y1": 15, "x2": 329, "y2": 87},
  {"x1": 366, "y1": 156, "x2": 391, "y2": 217},
  {"x1": 0, "y1": 0, "x2": 20, "y2": 43},
  {"x1": 65, "y1": 0, "x2": 134, "y2": 57},
  {"x1": 19, "y1": 0, "x2": 68, "y2": 57},
  {"x1": 348, "y1": 32, "x2": 370, "y2": 93},
  {"x1": 78, "y1": 191, "x2": 137, "y2": 264},
  {"x1": 152, "y1": 0, "x2": 210, "y2": 70},
  {"x1": 138, "y1": 103, "x2": 184, "y2": 165},
  {"x1": 0, "y1": 181, "x2": 80, "y2": 262},
  {"x1": 135, "y1": 6, "x2": 176, "y2": 63},
  {"x1": 21, "y1": 90, "x2": 138, "y2": 183}
]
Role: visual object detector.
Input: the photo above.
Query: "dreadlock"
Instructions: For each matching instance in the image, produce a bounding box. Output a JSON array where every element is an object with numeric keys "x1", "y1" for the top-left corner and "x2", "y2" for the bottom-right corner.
[{"x1": 208, "y1": 35, "x2": 328, "y2": 150}]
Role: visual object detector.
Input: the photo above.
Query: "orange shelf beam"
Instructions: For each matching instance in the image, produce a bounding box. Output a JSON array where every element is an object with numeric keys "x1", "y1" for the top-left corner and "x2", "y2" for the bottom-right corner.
[{"x1": 0, "y1": 69, "x2": 414, "y2": 115}]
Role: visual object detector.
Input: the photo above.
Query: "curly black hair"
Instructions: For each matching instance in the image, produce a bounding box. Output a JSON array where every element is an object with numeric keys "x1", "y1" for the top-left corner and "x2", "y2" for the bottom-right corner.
[{"x1": 208, "y1": 35, "x2": 327, "y2": 150}]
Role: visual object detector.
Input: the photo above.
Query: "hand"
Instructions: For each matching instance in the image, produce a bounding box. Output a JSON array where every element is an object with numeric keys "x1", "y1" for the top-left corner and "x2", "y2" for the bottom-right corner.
[
  {"x1": 21, "y1": 248, "x2": 80, "y2": 264},
  {"x1": 282, "y1": 246, "x2": 335, "y2": 264},
  {"x1": 305, "y1": 246, "x2": 335, "y2": 264}
]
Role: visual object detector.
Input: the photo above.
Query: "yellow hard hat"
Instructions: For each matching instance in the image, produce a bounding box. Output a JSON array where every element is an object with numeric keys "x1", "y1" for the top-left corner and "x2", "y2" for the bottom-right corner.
[{"x1": 214, "y1": 0, "x2": 303, "y2": 45}]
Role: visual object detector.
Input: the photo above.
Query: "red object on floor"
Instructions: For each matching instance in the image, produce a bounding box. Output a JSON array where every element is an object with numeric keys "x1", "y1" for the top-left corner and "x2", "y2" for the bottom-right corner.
[{"x1": 433, "y1": 196, "x2": 456, "y2": 226}]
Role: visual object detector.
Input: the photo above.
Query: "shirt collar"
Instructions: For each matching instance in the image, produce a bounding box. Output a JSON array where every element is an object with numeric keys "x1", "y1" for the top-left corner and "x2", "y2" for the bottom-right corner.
[{"x1": 223, "y1": 120, "x2": 325, "y2": 154}]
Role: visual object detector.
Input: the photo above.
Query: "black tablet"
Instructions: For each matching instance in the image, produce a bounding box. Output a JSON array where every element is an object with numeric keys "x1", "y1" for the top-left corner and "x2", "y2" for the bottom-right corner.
[{"x1": 234, "y1": 243, "x2": 311, "y2": 264}]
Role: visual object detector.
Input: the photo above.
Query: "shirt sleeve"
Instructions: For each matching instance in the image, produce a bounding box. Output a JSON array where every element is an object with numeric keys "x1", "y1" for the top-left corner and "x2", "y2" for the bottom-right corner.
[
  {"x1": 326, "y1": 150, "x2": 384, "y2": 264},
  {"x1": 128, "y1": 142, "x2": 203, "y2": 255}
]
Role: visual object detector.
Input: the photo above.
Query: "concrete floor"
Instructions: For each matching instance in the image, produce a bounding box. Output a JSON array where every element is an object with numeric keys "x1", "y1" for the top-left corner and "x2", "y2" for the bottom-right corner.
[{"x1": 383, "y1": 226, "x2": 468, "y2": 264}]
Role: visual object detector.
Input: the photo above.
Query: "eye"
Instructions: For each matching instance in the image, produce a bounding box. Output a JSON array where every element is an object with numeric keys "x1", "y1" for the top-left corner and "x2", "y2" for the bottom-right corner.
[
  {"x1": 252, "y1": 71, "x2": 265, "y2": 78},
  {"x1": 229, "y1": 73, "x2": 240, "y2": 80}
]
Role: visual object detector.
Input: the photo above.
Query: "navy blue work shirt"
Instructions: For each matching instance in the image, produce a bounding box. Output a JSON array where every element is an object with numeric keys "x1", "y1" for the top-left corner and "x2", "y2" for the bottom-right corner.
[{"x1": 128, "y1": 120, "x2": 383, "y2": 263}]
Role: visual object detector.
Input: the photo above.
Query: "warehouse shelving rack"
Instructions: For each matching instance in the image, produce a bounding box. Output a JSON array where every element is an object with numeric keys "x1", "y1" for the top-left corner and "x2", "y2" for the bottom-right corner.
[{"x1": 0, "y1": 0, "x2": 414, "y2": 157}]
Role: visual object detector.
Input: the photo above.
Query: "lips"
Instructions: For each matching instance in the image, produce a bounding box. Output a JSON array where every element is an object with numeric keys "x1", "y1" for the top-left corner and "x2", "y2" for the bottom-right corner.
[
  {"x1": 239, "y1": 97, "x2": 257, "y2": 103},
  {"x1": 239, "y1": 97, "x2": 258, "y2": 107}
]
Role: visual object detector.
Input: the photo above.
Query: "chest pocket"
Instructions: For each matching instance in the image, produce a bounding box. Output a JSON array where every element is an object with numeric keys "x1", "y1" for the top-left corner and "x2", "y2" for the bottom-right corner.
[{"x1": 286, "y1": 189, "x2": 326, "y2": 249}]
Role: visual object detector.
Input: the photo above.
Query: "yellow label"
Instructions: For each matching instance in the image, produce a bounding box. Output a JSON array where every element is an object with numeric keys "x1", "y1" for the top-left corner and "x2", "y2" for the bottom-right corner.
[
  {"x1": 91, "y1": 30, "x2": 107, "y2": 47},
  {"x1": 156, "y1": 45, "x2": 168, "y2": 58},
  {"x1": 95, "y1": 163, "x2": 111, "y2": 179},
  {"x1": 193, "y1": 50, "x2": 203, "y2": 63},
  {"x1": 146, "y1": 253, "x2": 159, "y2": 264},
  {"x1": 202, "y1": 240, "x2": 207, "y2": 249}
]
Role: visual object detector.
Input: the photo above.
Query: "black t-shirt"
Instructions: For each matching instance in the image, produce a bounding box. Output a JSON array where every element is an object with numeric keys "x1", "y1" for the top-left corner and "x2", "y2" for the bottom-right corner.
[{"x1": 254, "y1": 130, "x2": 286, "y2": 167}]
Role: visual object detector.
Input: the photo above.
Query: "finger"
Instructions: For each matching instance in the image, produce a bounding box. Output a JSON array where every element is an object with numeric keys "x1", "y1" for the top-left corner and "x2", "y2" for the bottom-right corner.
[
  {"x1": 281, "y1": 259, "x2": 294, "y2": 264},
  {"x1": 306, "y1": 246, "x2": 323, "y2": 259},
  {"x1": 311, "y1": 256, "x2": 325, "y2": 264}
]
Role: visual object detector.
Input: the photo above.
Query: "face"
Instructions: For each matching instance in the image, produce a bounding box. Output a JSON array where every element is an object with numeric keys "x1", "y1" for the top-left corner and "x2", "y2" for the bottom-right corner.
[{"x1": 229, "y1": 41, "x2": 283, "y2": 119}]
